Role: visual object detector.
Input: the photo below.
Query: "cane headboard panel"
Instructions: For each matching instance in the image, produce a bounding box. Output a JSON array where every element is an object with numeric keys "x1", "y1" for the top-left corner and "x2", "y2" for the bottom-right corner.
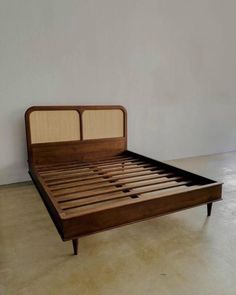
[{"x1": 29, "y1": 110, "x2": 81, "y2": 144}]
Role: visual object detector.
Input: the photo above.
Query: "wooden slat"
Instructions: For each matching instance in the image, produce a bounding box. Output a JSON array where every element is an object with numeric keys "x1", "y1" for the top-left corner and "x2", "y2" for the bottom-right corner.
[
  {"x1": 53, "y1": 175, "x2": 181, "y2": 197},
  {"x1": 60, "y1": 181, "x2": 192, "y2": 210},
  {"x1": 49, "y1": 171, "x2": 172, "y2": 190},
  {"x1": 63, "y1": 185, "x2": 202, "y2": 216},
  {"x1": 42, "y1": 163, "x2": 153, "y2": 182},
  {"x1": 38, "y1": 157, "x2": 137, "y2": 174},
  {"x1": 44, "y1": 164, "x2": 156, "y2": 183},
  {"x1": 58, "y1": 179, "x2": 188, "y2": 203},
  {"x1": 38, "y1": 158, "x2": 138, "y2": 174},
  {"x1": 36, "y1": 155, "x2": 130, "y2": 171},
  {"x1": 46, "y1": 168, "x2": 166, "y2": 186},
  {"x1": 39, "y1": 160, "x2": 146, "y2": 177}
]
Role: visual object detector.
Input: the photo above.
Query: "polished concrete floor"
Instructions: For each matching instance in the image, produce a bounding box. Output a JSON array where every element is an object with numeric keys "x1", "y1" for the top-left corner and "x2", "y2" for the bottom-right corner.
[{"x1": 1, "y1": 152, "x2": 236, "y2": 295}]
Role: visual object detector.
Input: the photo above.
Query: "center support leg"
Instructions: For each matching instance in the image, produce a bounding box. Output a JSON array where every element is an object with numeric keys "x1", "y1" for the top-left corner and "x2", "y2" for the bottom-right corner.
[
  {"x1": 207, "y1": 203, "x2": 213, "y2": 217},
  {"x1": 72, "y1": 239, "x2": 79, "y2": 255}
]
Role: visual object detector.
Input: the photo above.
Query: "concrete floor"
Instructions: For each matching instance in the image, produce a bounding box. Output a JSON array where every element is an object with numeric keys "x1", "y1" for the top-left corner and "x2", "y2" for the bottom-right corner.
[{"x1": 1, "y1": 152, "x2": 236, "y2": 295}]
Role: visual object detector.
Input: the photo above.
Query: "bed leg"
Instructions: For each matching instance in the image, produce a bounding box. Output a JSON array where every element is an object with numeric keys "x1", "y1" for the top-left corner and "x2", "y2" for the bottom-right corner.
[
  {"x1": 207, "y1": 203, "x2": 213, "y2": 217},
  {"x1": 72, "y1": 239, "x2": 79, "y2": 255}
]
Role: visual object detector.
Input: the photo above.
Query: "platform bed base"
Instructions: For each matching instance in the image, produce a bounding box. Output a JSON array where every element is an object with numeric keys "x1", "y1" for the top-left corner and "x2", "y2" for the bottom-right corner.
[{"x1": 25, "y1": 106, "x2": 222, "y2": 256}]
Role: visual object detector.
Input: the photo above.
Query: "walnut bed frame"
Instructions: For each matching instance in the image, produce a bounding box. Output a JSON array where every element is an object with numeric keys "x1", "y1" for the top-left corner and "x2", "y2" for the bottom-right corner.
[{"x1": 25, "y1": 105, "x2": 222, "y2": 255}]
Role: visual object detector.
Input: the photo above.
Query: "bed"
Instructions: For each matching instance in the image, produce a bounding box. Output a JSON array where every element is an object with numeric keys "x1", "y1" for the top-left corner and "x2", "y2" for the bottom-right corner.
[{"x1": 25, "y1": 105, "x2": 222, "y2": 255}]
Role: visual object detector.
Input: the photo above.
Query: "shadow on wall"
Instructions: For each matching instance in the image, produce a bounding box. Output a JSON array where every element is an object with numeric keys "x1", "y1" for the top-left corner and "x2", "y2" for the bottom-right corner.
[
  {"x1": 0, "y1": 113, "x2": 29, "y2": 185},
  {"x1": 0, "y1": 162, "x2": 29, "y2": 185}
]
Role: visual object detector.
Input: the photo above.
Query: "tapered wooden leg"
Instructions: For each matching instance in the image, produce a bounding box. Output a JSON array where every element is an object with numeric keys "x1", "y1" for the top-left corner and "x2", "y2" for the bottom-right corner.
[
  {"x1": 72, "y1": 239, "x2": 79, "y2": 255},
  {"x1": 207, "y1": 203, "x2": 213, "y2": 217}
]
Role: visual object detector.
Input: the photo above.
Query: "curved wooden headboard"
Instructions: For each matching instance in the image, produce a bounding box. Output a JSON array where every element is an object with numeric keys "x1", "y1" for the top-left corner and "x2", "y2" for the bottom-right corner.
[{"x1": 25, "y1": 106, "x2": 127, "y2": 165}]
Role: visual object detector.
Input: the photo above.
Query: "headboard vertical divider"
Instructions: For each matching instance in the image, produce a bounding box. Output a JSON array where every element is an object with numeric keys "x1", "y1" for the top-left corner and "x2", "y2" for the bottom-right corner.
[{"x1": 78, "y1": 109, "x2": 84, "y2": 140}]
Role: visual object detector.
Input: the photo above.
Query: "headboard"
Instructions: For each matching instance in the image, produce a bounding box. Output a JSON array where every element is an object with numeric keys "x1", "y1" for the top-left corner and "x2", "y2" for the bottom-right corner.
[{"x1": 25, "y1": 106, "x2": 127, "y2": 165}]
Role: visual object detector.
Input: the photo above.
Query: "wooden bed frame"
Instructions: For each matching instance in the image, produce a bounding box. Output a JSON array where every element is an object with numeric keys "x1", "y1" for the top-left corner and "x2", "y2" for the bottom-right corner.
[{"x1": 25, "y1": 105, "x2": 222, "y2": 255}]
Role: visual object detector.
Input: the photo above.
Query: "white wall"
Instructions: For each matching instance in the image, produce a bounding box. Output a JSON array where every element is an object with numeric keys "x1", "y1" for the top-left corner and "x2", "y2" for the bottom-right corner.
[{"x1": 0, "y1": 0, "x2": 236, "y2": 185}]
